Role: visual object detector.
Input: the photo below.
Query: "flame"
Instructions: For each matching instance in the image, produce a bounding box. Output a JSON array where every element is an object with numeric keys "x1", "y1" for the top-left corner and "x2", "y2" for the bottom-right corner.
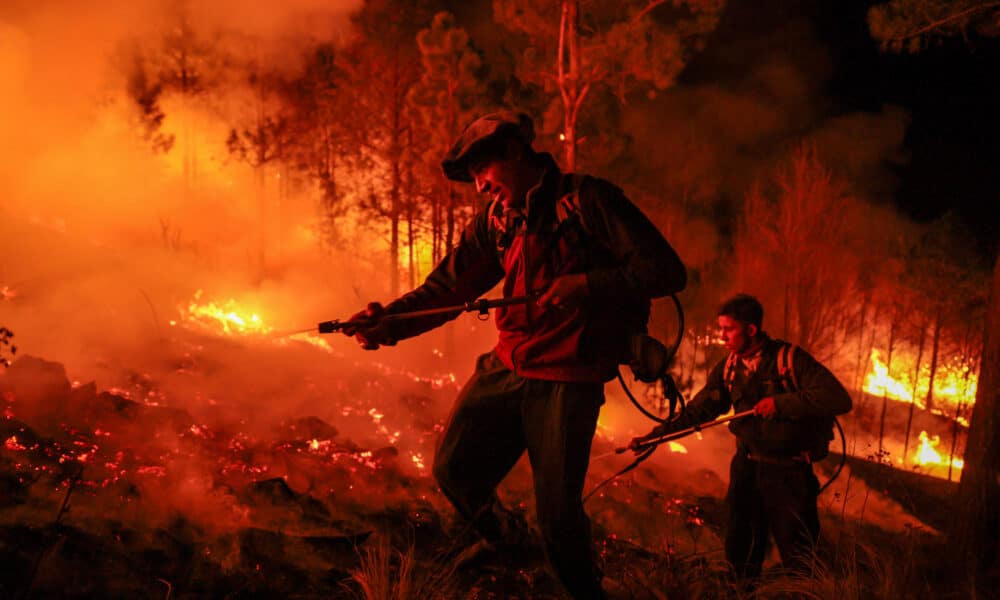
[
  {"x1": 864, "y1": 349, "x2": 913, "y2": 402},
  {"x1": 666, "y1": 441, "x2": 687, "y2": 454},
  {"x1": 913, "y1": 430, "x2": 963, "y2": 470},
  {"x1": 181, "y1": 290, "x2": 273, "y2": 336},
  {"x1": 863, "y1": 349, "x2": 976, "y2": 421}
]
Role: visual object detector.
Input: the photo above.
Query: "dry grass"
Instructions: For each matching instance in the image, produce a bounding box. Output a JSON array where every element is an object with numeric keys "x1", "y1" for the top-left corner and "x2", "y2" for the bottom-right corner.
[{"x1": 348, "y1": 533, "x2": 462, "y2": 600}]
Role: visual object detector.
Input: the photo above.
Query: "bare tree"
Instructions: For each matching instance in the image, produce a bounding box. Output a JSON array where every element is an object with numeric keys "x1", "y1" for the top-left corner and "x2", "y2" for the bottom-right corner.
[
  {"x1": 343, "y1": 0, "x2": 432, "y2": 296},
  {"x1": 409, "y1": 12, "x2": 491, "y2": 261},
  {"x1": 225, "y1": 62, "x2": 291, "y2": 279},
  {"x1": 117, "y1": 43, "x2": 175, "y2": 155},
  {"x1": 494, "y1": 0, "x2": 722, "y2": 171},
  {"x1": 287, "y1": 43, "x2": 355, "y2": 250},
  {"x1": 734, "y1": 145, "x2": 870, "y2": 361},
  {"x1": 869, "y1": 0, "x2": 1000, "y2": 52}
]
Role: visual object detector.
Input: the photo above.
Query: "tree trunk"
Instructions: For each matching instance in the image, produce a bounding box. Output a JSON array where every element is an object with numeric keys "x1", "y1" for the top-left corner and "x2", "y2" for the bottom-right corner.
[
  {"x1": 857, "y1": 303, "x2": 882, "y2": 417},
  {"x1": 948, "y1": 321, "x2": 979, "y2": 482},
  {"x1": 926, "y1": 308, "x2": 942, "y2": 413},
  {"x1": 388, "y1": 62, "x2": 404, "y2": 297},
  {"x1": 904, "y1": 317, "x2": 927, "y2": 460},
  {"x1": 255, "y1": 165, "x2": 267, "y2": 279},
  {"x1": 853, "y1": 293, "x2": 870, "y2": 393},
  {"x1": 407, "y1": 209, "x2": 415, "y2": 289},
  {"x1": 878, "y1": 306, "x2": 898, "y2": 454},
  {"x1": 446, "y1": 184, "x2": 456, "y2": 250},
  {"x1": 433, "y1": 188, "x2": 442, "y2": 264},
  {"x1": 390, "y1": 160, "x2": 401, "y2": 297},
  {"x1": 953, "y1": 253, "x2": 1000, "y2": 584},
  {"x1": 558, "y1": 0, "x2": 582, "y2": 171}
]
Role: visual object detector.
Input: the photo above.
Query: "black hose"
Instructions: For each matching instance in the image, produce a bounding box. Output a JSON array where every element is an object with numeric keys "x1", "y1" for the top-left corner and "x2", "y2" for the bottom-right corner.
[
  {"x1": 617, "y1": 293, "x2": 686, "y2": 424},
  {"x1": 819, "y1": 416, "x2": 847, "y2": 494}
]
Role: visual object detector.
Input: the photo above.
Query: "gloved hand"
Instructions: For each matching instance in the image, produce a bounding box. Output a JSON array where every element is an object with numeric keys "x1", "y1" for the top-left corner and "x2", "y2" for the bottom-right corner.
[
  {"x1": 628, "y1": 424, "x2": 669, "y2": 453},
  {"x1": 342, "y1": 302, "x2": 397, "y2": 350}
]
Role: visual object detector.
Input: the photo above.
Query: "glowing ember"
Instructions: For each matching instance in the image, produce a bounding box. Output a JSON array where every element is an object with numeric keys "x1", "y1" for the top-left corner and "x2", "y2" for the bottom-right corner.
[
  {"x1": 667, "y1": 441, "x2": 687, "y2": 454},
  {"x1": 4, "y1": 436, "x2": 26, "y2": 451},
  {"x1": 411, "y1": 452, "x2": 426, "y2": 470},
  {"x1": 180, "y1": 290, "x2": 273, "y2": 336}
]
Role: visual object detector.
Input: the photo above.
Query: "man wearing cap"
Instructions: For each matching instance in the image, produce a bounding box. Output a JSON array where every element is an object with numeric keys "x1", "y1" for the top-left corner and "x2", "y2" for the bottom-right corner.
[{"x1": 344, "y1": 111, "x2": 687, "y2": 599}]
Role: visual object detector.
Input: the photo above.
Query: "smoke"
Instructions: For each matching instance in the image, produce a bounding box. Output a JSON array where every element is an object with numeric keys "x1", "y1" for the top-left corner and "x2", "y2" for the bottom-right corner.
[{"x1": 624, "y1": 15, "x2": 911, "y2": 213}]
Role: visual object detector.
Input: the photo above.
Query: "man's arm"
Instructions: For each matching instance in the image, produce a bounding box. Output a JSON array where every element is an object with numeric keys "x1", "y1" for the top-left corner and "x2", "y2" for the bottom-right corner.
[
  {"x1": 632, "y1": 359, "x2": 732, "y2": 447},
  {"x1": 772, "y1": 349, "x2": 853, "y2": 419},
  {"x1": 577, "y1": 179, "x2": 687, "y2": 301},
  {"x1": 366, "y1": 211, "x2": 504, "y2": 344}
]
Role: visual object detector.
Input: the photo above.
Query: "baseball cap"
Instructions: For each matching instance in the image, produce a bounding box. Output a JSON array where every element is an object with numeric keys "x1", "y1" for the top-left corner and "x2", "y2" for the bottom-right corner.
[{"x1": 441, "y1": 111, "x2": 535, "y2": 182}]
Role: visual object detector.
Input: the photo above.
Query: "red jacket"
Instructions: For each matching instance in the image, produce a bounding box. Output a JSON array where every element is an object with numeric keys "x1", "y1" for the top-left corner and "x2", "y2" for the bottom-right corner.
[{"x1": 384, "y1": 154, "x2": 686, "y2": 382}]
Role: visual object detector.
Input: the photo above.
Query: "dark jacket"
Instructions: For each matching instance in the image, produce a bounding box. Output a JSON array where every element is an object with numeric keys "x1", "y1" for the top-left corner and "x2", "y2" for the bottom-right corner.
[
  {"x1": 382, "y1": 153, "x2": 686, "y2": 382},
  {"x1": 653, "y1": 335, "x2": 851, "y2": 458}
]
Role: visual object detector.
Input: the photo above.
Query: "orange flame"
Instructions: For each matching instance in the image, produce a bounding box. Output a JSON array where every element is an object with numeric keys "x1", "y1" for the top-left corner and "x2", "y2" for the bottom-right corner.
[
  {"x1": 913, "y1": 430, "x2": 963, "y2": 470},
  {"x1": 863, "y1": 349, "x2": 913, "y2": 402},
  {"x1": 178, "y1": 290, "x2": 273, "y2": 336},
  {"x1": 863, "y1": 349, "x2": 976, "y2": 422}
]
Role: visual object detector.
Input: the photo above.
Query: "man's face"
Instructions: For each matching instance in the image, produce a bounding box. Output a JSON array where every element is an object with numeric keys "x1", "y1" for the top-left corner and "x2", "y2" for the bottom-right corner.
[
  {"x1": 469, "y1": 150, "x2": 531, "y2": 210},
  {"x1": 718, "y1": 315, "x2": 756, "y2": 354}
]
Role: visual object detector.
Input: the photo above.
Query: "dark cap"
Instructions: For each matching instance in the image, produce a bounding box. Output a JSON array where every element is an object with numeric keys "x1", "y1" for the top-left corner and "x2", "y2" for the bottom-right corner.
[{"x1": 441, "y1": 111, "x2": 535, "y2": 182}]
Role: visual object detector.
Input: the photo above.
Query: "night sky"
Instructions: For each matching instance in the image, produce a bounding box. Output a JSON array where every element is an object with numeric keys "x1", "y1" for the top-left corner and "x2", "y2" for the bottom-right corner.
[{"x1": 688, "y1": 1, "x2": 999, "y2": 262}]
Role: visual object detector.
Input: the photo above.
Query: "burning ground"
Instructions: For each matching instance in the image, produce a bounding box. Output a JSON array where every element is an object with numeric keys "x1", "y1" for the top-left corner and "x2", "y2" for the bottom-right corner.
[{"x1": 0, "y1": 239, "x2": 957, "y2": 597}]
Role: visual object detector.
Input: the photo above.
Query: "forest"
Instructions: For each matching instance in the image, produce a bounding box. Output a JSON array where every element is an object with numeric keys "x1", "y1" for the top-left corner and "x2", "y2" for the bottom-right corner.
[{"x1": 0, "y1": 0, "x2": 997, "y2": 598}]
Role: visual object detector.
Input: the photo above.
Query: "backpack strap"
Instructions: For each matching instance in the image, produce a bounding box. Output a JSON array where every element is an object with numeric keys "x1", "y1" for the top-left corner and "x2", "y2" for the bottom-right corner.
[
  {"x1": 555, "y1": 174, "x2": 586, "y2": 227},
  {"x1": 777, "y1": 343, "x2": 799, "y2": 391},
  {"x1": 723, "y1": 352, "x2": 739, "y2": 392}
]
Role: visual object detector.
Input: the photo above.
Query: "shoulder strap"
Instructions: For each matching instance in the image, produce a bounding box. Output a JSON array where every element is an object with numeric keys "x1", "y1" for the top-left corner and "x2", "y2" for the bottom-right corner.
[
  {"x1": 777, "y1": 343, "x2": 799, "y2": 391},
  {"x1": 724, "y1": 352, "x2": 739, "y2": 392},
  {"x1": 555, "y1": 174, "x2": 587, "y2": 228}
]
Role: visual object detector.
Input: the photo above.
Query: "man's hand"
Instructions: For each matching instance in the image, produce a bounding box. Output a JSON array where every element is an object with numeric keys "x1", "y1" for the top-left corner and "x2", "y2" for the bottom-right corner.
[
  {"x1": 343, "y1": 302, "x2": 396, "y2": 350},
  {"x1": 754, "y1": 397, "x2": 777, "y2": 419},
  {"x1": 627, "y1": 435, "x2": 650, "y2": 453},
  {"x1": 537, "y1": 273, "x2": 589, "y2": 310},
  {"x1": 628, "y1": 425, "x2": 665, "y2": 454}
]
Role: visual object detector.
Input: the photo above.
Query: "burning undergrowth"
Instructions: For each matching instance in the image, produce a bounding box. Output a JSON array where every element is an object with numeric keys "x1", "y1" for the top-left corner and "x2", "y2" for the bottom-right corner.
[
  {"x1": 0, "y1": 318, "x2": 464, "y2": 597},
  {"x1": 0, "y1": 283, "x2": 955, "y2": 598}
]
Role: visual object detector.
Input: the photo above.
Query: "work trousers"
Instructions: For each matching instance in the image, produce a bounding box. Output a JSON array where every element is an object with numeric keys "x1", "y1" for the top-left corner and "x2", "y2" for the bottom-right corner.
[
  {"x1": 725, "y1": 450, "x2": 821, "y2": 579},
  {"x1": 433, "y1": 351, "x2": 605, "y2": 600}
]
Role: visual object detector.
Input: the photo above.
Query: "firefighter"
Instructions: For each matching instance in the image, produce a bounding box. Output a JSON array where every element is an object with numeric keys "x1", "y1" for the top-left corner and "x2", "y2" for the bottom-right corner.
[
  {"x1": 630, "y1": 293, "x2": 852, "y2": 580},
  {"x1": 344, "y1": 111, "x2": 687, "y2": 599}
]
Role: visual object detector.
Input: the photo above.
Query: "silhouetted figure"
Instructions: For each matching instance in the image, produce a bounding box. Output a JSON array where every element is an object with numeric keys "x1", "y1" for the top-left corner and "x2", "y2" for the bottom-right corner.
[
  {"x1": 631, "y1": 294, "x2": 851, "y2": 580},
  {"x1": 345, "y1": 111, "x2": 686, "y2": 599}
]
